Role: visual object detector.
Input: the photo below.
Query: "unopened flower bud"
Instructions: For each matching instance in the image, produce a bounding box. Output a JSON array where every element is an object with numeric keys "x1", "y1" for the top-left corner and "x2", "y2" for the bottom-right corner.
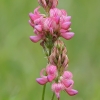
[
  {"x1": 38, "y1": 0, "x2": 58, "y2": 12},
  {"x1": 38, "y1": 0, "x2": 47, "y2": 8}
]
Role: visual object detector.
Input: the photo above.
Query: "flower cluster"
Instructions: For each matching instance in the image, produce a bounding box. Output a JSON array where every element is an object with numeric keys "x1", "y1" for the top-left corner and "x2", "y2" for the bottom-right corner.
[
  {"x1": 29, "y1": 7, "x2": 74, "y2": 43},
  {"x1": 29, "y1": 0, "x2": 78, "y2": 100}
]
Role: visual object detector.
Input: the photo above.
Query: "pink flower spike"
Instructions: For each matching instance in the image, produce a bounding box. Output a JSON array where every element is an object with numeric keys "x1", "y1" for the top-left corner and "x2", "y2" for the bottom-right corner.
[
  {"x1": 61, "y1": 32, "x2": 74, "y2": 40},
  {"x1": 30, "y1": 35, "x2": 42, "y2": 43},
  {"x1": 65, "y1": 89, "x2": 78, "y2": 96},
  {"x1": 61, "y1": 22, "x2": 71, "y2": 29},
  {"x1": 36, "y1": 77, "x2": 48, "y2": 85}
]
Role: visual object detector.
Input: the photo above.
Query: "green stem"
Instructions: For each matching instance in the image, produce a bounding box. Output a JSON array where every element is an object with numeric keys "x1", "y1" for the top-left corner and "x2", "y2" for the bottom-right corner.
[
  {"x1": 42, "y1": 84, "x2": 46, "y2": 100},
  {"x1": 51, "y1": 92, "x2": 55, "y2": 100}
]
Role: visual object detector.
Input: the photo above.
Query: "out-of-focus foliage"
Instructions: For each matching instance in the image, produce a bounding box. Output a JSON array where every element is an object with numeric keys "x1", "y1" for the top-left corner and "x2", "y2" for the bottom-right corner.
[{"x1": 0, "y1": 0, "x2": 100, "y2": 100}]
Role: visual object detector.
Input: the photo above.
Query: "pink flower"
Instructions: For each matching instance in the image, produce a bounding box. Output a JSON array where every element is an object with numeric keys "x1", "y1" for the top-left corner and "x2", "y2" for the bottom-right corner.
[
  {"x1": 59, "y1": 15, "x2": 74, "y2": 40},
  {"x1": 29, "y1": 7, "x2": 75, "y2": 43},
  {"x1": 65, "y1": 88, "x2": 78, "y2": 96},
  {"x1": 49, "y1": 8, "x2": 74, "y2": 40},
  {"x1": 62, "y1": 79, "x2": 74, "y2": 88},
  {"x1": 30, "y1": 35, "x2": 43, "y2": 43},
  {"x1": 43, "y1": 18, "x2": 58, "y2": 34},
  {"x1": 62, "y1": 71, "x2": 73, "y2": 79},
  {"x1": 46, "y1": 64, "x2": 57, "y2": 82},
  {"x1": 29, "y1": 7, "x2": 45, "y2": 42},
  {"x1": 64, "y1": 78, "x2": 78, "y2": 96},
  {"x1": 51, "y1": 71, "x2": 78, "y2": 99},
  {"x1": 36, "y1": 68, "x2": 48, "y2": 85},
  {"x1": 50, "y1": 8, "x2": 67, "y2": 17},
  {"x1": 61, "y1": 22, "x2": 71, "y2": 29},
  {"x1": 61, "y1": 32, "x2": 74, "y2": 40},
  {"x1": 61, "y1": 71, "x2": 78, "y2": 96},
  {"x1": 36, "y1": 65, "x2": 57, "y2": 85},
  {"x1": 36, "y1": 77, "x2": 48, "y2": 85},
  {"x1": 52, "y1": 83, "x2": 64, "y2": 99},
  {"x1": 29, "y1": 7, "x2": 42, "y2": 23},
  {"x1": 61, "y1": 71, "x2": 73, "y2": 88}
]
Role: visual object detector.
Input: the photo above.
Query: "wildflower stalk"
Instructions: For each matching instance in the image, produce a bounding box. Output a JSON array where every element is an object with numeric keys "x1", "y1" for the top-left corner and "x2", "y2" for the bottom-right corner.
[
  {"x1": 29, "y1": 0, "x2": 78, "y2": 100},
  {"x1": 42, "y1": 84, "x2": 46, "y2": 100}
]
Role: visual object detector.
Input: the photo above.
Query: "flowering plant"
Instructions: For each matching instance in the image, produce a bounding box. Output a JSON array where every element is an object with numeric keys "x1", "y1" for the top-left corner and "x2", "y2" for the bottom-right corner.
[{"x1": 29, "y1": 0, "x2": 78, "y2": 100}]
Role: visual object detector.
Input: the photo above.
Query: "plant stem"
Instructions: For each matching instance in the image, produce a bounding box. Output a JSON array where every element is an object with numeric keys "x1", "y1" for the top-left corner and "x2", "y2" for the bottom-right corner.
[
  {"x1": 51, "y1": 92, "x2": 55, "y2": 100},
  {"x1": 42, "y1": 84, "x2": 46, "y2": 100}
]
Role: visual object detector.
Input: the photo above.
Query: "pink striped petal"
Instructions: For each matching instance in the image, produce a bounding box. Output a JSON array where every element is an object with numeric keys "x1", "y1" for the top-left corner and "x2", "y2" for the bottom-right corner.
[
  {"x1": 29, "y1": 20, "x2": 34, "y2": 27},
  {"x1": 62, "y1": 71, "x2": 73, "y2": 79},
  {"x1": 61, "y1": 32, "x2": 74, "y2": 40},
  {"x1": 46, "y1": 65, "x2": 57, "y2": 75},
  {"x1": 62, "y1": 79, "x2": 74, "y2": 88},
  {"x1": 61, "y1": 9, "x2": 67, "y2": 16},
  {"x1": 34, "y1": 6, "x2": 40, "y2": 14},
  {"x1": 36, "y1": 77, "x2": 48, "y2": 85},
  {"x1": 65, "y1": 89, "x2": 78, "y2": 96},
  {"x1": 29, "y1": 13, "x2": 34, "y2": 20},
  {"x1": 60, "y1": 29, "x2": 67, "y2": 33},
  {"x1": 61, "y1": 22, "x2": 71, "y2": 29},
  {"x1": 30, "y1": 35, "x2": 42, "y2": 43},
  {"x1": 66, "y1": 16, "x2": 71, "y2": 21},
  {"x1": 34, "y1": 25, "x2": 42, "y2": 32},
  {"x1": 52, "y1": 83, "x2": 64, "y2": 99}
]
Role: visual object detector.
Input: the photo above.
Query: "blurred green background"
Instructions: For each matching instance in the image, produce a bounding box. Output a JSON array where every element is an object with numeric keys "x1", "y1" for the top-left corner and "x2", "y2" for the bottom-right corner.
[{"x1": 0, "y1": 0, "x2": 100, "y2": 100}]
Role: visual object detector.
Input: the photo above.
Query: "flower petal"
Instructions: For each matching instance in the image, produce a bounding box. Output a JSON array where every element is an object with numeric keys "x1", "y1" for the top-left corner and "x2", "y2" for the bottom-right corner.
[
  {"x1": 36, "y1": 77, "x2": 48, "y2": 85},
  {"x1": 61, "y1": 32, "x2": 74, "y2": 40},
  {"x1": 65, "y1": 89, "x2": 78, "y2": 96},
  {"x1": 47, "y1": 75, "x2": 55, "y2": 82},
  {"x1": 52, "y1": 83, "x2": 64, "y2": 99},
  {"x1": 62, "y1": 71, "x2": 73, "y2": 79},
  {"x1": 30, "y1": 35, "x2": 42, "y2": 43},
  {"x1": 46, "y1": 65, "x2": 57, "y2": 75},
  {"x1": 34, "y1": 25, "x2": 42, "y2": 32},
  {"x1": 61, "y1": 22, "x2": 71, "y2": 29},
  {"x1": 62, "y1": 79, "x2": 74, "y2": 88}
]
